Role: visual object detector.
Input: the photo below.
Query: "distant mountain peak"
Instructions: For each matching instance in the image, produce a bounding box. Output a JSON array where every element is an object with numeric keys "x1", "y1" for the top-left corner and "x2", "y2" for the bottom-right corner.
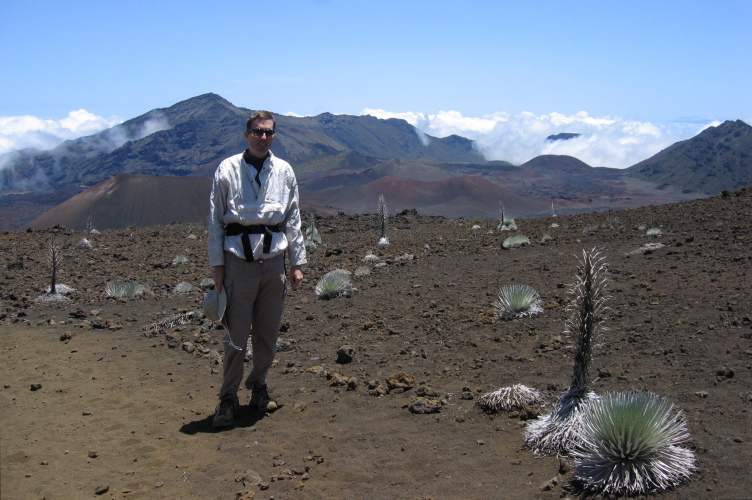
[
  {"x1": 627, "y1": 119, "x2": 752, "y2": 194},
  {"x1": 520, "y1": 154, "x2": 593, "y2": 173}
]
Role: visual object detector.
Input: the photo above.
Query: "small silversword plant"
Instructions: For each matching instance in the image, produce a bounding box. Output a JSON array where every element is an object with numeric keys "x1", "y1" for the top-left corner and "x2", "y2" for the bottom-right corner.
[
  {"x1": 315, "y1": 269, "x2": 353, "y2": 299},
  {"x1": 477, "y1": 384, "x2": 544, "y2": 412},
  {"x1": 46, "y1": 237, "x2": 63, "y2": 295},
  {"x1": 306, "y1": 214, "x2": 322, "y2": 245},
  {"x1": 354, "y1": 266, "x2": 371, "y2": 277},
  {"x1": 497, "y1": 203, "x2": 518, "y2": 230},
  {"x1": 106, "y1": 281, "x2": 147, "y2": 299},
  {"x1": 363, "y1": 252, "x2": 380, "y2": 263},
  {"x1": 502, "y1": 235, "x2": 529, "y2": 249},
  {"x1": 495, "y1": 284, "x2": 542, "y2": 320},
  {"x1": 172, "y1": 255, "x2": 189, "y2": 265},
  {"x1": 572, "y1": 391, "x2": 696, "y2": 496},
  {"x1": 377, "y1": 194, "x2": 390, "y2": 247}
]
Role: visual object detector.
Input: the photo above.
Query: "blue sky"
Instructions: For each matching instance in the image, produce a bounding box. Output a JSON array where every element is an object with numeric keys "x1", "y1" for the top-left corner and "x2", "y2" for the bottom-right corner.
[{"x1": 1, "y1": 0, "x2": 750, "y2": 167}]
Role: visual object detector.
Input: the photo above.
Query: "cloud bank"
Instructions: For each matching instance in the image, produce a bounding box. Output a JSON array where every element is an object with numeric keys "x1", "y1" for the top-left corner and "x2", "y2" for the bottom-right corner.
[
  {"x1": 1, "y1": 107, "x2": 717, "y2": 170},
  {"x1": 0, "y1": 110, "x2": 123, "y2": 155},
  {"x1": 0, "y1": 111, "x2": 170, "y2": 194},
  {"x1": 362, "y1": 109, "x2": 716, "y2": 168}
]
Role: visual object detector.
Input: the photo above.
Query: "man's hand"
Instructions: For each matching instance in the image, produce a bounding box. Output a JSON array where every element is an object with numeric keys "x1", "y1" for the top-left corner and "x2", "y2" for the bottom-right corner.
[
  {"x1": 212, "y1": 265, "x2": 225, "y2": 293},
  {"x1": 290, "y1": 265, "x2": 304, "y2": 290}
]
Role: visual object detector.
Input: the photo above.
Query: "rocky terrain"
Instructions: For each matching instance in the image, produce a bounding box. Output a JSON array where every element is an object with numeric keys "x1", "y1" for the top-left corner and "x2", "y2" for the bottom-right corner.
[{"x1": 1, "y1": 188, "x2": 751, "y2": 499}]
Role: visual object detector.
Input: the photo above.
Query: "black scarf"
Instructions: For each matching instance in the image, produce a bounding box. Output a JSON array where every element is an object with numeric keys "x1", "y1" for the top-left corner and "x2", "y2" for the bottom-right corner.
[{"x1": 243, "y1": 150, "x2": 267, "y2": 185}]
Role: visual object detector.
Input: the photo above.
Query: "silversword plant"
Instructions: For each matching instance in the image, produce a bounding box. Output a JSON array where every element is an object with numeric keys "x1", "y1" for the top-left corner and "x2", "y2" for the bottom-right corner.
[
  {"x1": 502, "y1": 235, "x2": 529, "y2": 249},
  {"x1": 106, "y1": 281, "x2": 147, "y2": 299},
  {"x1": 477, "y1": 384, "x2": 544, "y2": 412},
  {"x1": 525, "y1": 248, "x2": 610, "y2": 455},
  {"x1": 572, "y1": 391, "x2": 696, "y2": 496},
  {"x1": 377, "y1": 194, "x2": 390, "y2": 247},
  {"x1": 363, "y1": 252, "x2": 380, "y2": 263},
  {"x1": 46, "y1": 237, "x2": 62, "y2": 295},
  {"x1": 36, "y1": 284, "x2": 76, "y2": 303},
  {"x1": 172, "y1": 255, "x2": 189, "y2": 265},
  {"x1": 494, "y1": 284, "x2": 543, "y2": 320},
  {"x1": 354, "y1": 266, "x2": 371, "y2": 277},
  {"x1": 567, "y1": 249, "x2": 610, "y2": 392},
  {"x1": 305, "y1": 213, "x2": 322, "y2": 248},
  {"x1": 498, "y1": 203, "x2": 518, "y2": 231},
  {"x1": 315, "y1": 269, "x2": 353, "y2": 299}
]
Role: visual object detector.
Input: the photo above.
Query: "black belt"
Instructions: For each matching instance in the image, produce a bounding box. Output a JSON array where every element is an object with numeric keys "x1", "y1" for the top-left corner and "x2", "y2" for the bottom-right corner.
[{"x1": 225, "y1": 223, "x2": 282, "y2": 262}]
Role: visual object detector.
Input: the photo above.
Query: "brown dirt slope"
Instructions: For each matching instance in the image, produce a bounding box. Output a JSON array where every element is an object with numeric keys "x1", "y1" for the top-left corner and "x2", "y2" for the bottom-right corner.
[
  {"x1": 27, "y1": 174, "x2": 212, "y2": 231},
  {"x1": 1, "y1": 188, "x2": 751, "y2": 499},
  {"x1": 303, "y1": 174, "x2": 555, "y2": 219}
]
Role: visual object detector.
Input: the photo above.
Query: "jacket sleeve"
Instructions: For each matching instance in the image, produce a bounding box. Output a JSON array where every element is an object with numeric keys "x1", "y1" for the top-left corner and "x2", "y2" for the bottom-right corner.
[
  {"x1": 284, "y1": 173, "x2": 307, "y2": 266},
  {"x1": 207, "y1": 169, "x2": 228, "y2": 267}
]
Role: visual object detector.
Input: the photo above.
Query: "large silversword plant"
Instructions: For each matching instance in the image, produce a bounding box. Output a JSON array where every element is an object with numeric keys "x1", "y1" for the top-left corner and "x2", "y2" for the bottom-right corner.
[
  {"x1": 571, "y1": 391, "x2": 696, "y2": 496},
  {"x1": 525, "y1": 248, "x2": 610, "y2": 455}
]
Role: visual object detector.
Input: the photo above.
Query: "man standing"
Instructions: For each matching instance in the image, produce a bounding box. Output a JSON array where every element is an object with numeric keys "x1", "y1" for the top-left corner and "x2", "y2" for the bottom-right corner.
[{"x1": 208, "y1": 110, "x2": 306, "y2": 429}]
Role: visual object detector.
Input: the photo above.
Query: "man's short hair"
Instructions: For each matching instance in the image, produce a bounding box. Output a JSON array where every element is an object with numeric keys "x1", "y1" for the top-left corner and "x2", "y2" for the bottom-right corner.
[{"x1": 247, "y1": 110, "x2": 276, "y2": 131}]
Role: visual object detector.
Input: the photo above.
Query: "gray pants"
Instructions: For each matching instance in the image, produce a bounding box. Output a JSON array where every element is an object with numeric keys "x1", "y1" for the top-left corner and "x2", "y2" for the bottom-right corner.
[{"x1": 219, "y1": 252, "x2": 286, "y2": 399}]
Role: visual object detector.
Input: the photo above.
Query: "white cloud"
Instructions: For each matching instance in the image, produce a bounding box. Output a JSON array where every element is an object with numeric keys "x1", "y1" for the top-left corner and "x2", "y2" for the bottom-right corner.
[
  {"x1": 137, "y1": 115, "x2": 170, "y2": 139},
  {"x1": 0, "y1": 110, "x2": 123, "y2": 155},
  {"x1": 361, "y1": 108, "x2": 708, "y2": 168},
  {"x1": 363, "y1": 108, "x2": 499, "y2": 135}
]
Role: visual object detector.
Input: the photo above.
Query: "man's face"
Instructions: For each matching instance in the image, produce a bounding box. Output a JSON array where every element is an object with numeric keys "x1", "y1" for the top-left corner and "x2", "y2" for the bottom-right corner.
[{"x1": 245, "y1": 118, "x2": 275, "y2": 158}]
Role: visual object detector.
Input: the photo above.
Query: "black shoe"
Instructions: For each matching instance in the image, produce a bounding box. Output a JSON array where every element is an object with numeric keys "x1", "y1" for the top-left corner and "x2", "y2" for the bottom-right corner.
[
  {"x1": 212, "y1": 394, "x2": 239, "y2": 428},
  {"x1": 250, "y1": 385, "x2": 278, "y2": 412}
]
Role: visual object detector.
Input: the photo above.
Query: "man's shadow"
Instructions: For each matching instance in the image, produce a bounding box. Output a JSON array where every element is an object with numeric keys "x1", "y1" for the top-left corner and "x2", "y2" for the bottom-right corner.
[{"x1": 179, "y1": 404, "x2": 283, "y2": 434}]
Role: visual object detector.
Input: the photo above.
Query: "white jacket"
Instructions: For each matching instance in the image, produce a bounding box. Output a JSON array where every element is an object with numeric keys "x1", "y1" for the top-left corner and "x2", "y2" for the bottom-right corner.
[{"x1": 208, "y1": 150, "x2": 306, "y2": 267}]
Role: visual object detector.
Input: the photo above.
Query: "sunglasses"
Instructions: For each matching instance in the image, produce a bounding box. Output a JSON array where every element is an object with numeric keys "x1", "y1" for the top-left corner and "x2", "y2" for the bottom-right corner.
[{"x1": 248, "y1": 128, "x2": 275, "y2": 137}]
